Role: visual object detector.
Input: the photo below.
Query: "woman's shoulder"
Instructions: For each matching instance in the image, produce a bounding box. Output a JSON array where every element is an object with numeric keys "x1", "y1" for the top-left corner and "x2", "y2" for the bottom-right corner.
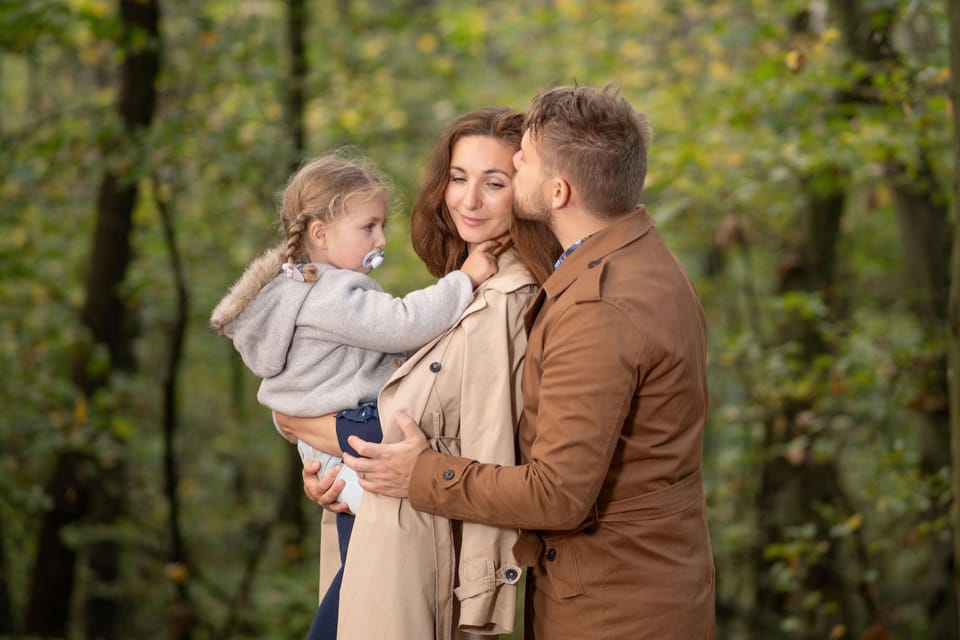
[{"x1": 482, "y1": 247, "x2": 537, "y2": 294}]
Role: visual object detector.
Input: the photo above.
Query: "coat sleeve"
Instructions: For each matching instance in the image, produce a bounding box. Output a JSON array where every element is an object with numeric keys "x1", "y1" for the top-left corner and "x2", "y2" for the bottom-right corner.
[
  {"x1": 300, "y1": 270, "x2": 475, "y2": 353},
  {"x1": 452, "y1": 287, "x2": 529, "y2": 633},
  {"x1": 409, "y1": 299, "x2": 641, "y2": 531}
]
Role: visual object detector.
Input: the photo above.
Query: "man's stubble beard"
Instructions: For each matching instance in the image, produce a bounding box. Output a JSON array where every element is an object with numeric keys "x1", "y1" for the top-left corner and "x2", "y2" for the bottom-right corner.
[{"x1": 513, "y1": 186, "x2": 551, "y2": 225}]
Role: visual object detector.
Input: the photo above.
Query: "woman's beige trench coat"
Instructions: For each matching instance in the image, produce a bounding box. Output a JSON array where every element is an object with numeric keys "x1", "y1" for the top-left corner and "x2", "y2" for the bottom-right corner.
[{"x1": 333, "y1": 249, "x2": 536, "y2": 639}]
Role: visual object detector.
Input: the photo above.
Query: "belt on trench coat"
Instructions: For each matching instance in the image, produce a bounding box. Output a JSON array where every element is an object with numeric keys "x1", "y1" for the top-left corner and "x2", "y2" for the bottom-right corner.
[{"x1": 513, "y1": 468, "x2": 705, "y2": 565}]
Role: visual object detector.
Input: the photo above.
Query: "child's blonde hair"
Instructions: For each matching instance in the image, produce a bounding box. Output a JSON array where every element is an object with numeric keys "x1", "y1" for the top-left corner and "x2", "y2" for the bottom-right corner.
[{"x1": 279, "y1": 153, "x2": 389, "y2": 281}]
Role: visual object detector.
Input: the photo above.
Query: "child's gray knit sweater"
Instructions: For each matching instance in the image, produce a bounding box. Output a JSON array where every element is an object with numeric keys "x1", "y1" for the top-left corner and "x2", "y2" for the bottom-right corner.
[{"x1": 210, "y1": 246, "x2": 474, "y2": 417}]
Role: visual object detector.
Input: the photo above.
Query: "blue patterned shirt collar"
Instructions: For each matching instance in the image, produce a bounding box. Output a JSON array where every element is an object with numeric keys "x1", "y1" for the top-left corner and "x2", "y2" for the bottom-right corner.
[{"x1": 554, "y1": 232, "x2": 598, "y2": 270}]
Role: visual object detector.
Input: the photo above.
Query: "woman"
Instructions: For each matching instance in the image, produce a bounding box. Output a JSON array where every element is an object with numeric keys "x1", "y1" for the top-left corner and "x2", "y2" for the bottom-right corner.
[{"x1": 278, "y1": 108, "x2": 558, "y2": 639}]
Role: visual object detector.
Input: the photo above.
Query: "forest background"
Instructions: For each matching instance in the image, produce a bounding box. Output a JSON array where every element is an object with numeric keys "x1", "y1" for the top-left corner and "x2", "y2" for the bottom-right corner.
[{"x1": 2, "y1": 0, "x2": 960, "y2": 639}]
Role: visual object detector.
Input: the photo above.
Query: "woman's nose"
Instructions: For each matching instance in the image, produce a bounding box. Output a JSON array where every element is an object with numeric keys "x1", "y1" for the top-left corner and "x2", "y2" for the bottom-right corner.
[{"x1": 464, "y1": 183, "x2": 482, "y2": 210}]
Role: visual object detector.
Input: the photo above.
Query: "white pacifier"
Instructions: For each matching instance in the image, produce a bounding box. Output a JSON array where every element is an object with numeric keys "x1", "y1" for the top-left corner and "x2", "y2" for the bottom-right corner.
[{"x1": 362, "y1": 248, "x2": 385, "y2": 270}]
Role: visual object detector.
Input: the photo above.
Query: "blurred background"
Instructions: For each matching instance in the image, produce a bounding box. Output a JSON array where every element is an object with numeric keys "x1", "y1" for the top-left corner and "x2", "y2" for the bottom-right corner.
[{"x1": 1, "y1": 0, "x2": 957, "y2": 638}]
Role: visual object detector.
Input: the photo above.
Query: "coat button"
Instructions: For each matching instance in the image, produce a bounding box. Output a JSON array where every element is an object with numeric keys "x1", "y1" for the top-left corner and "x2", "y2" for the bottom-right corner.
[
  {"x1": 442, "y1": 469, "x2": 455, "y2": 480},
  {"x1": 429, "y1": 362, "x2": 442, "y2": 372},
  {"x1": 588, "y1": 259, "x2": 601, "y2": 268},
  {"x1": 504, "y1": 568, "x2": 519, "y2": 581},
  {"x1": 392, "y1": 357, "x2": 404, "y2": 367},
  {"x1": 545, "y1": 548, "x2": 557, "y2": 561}
]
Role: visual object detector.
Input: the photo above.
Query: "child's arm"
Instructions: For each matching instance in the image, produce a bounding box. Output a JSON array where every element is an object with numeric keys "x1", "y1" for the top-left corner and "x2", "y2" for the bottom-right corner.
[
  {"x1": 459, "y1": 240, "x2": 500, "y2": 288},
  {"x1": 306, "y1": 241, "x2": 501, "y2": 353}
]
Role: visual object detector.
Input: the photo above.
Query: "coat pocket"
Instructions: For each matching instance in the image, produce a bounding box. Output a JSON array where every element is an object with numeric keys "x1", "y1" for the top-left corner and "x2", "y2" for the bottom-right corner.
[{"x1": 540, "y1": 537, "x2": 584, "y2": 599}]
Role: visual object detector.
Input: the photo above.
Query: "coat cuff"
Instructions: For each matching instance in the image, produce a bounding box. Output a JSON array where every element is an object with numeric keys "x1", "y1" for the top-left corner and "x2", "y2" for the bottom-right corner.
[
  {"x1": 409, "y1": 449, "x2": 471, "y2": 515},
  {"x1": 455, "y1": 560, "x2": 522, "y2": 633}
]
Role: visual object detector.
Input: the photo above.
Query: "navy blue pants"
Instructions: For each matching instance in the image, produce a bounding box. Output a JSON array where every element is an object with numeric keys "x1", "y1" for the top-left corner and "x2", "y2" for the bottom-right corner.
[{"x1": 305, "y1": 404, "x2": 382, "y2": 640}]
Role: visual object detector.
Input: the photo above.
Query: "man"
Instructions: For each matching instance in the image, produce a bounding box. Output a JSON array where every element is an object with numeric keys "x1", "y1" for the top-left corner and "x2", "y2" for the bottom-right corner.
[{"x1": 340, "y1": 85, "x2": 716, "y2": 639}]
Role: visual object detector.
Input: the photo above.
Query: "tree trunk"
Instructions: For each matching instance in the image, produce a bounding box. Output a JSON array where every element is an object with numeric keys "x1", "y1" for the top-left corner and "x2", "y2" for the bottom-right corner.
[
  {"x1": 752, "y1": 178, "x2": 872, "y2": 638},
  {"x1": 157, "y1": 178, "x2": 194, "y2": 639},
  {"x1": 831, "y1": 2, "x2": 958, "y2": 634},
  {"x1": 276, "y1": 0, "x2": 310, "y2": 552},
  {"x1": 0, "y1": 513, "x2": 11, "y2": 633},
  {"x1": 946, "y1": 0, "x2": 960, "y2": 623},
  {"x1": 86, "y1": 6, "x2": 161, "y2": 639},
  {"x1": 889, "y1": 153, "x2": 958, "y2": 640},
  {"x1": 24, "y1": 450, "x2": 92, "y2": 635},
  {"x1": 24, "y1": 1, "x2": 161, "y2": 637}
]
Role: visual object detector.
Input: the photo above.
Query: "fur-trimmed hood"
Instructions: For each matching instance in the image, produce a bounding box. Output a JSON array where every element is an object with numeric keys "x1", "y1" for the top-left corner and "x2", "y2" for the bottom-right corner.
[{"x1": 209, "y1": 243, "x2": 285, "y2": 336}]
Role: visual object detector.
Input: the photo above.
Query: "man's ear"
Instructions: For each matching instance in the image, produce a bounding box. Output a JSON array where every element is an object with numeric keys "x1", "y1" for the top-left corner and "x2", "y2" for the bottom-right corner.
[
  {"x1": 307, "y1": 220, "x2": 327, "y2": 249},
  {"x1": 550, "y1": 176, "x2": 572, "y2": 210}
]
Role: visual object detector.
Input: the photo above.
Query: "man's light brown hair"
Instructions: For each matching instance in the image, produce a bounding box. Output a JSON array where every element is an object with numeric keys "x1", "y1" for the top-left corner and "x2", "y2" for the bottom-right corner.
[{"x1": 524, "y1": 85, "x2": 652, "y2": 218}]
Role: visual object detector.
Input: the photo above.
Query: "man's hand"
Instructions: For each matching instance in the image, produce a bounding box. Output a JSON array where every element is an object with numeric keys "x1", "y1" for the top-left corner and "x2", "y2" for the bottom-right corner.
[
  {"x1": 302, "y1": 459, "x2": 352, "y2": 514},
  {"x1": 343, "y1": 410, "x2": 429, "y2": 498}
]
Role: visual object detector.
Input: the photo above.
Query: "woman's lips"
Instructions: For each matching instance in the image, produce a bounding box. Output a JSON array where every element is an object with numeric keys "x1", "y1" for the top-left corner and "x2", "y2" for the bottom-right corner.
[{"x1": 458, "y1": 214, "x2": 486, "y2": 227}]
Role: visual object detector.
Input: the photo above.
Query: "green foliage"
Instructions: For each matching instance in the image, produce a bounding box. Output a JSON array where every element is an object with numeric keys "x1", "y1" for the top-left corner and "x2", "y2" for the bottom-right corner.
[{"x1": 0, "y1": 0, "x2": 953, "y2": 638}]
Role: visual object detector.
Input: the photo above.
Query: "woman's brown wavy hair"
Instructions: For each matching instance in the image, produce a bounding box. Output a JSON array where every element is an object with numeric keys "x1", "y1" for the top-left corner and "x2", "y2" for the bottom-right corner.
[{"x1": 410, "y1": 108, "x2": 560, "y2": 286}]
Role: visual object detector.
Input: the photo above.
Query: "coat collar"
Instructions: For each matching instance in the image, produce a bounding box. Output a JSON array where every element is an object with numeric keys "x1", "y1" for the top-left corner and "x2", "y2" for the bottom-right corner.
[
  {"x1": 387, "y1": 248, "x2": 535, "y2": 382},
  {"x1": 542, "y1": 205, "x2": 654, "y2": 301},
  {"x1": 484, "y1": 247, "x2": 537, "y2": 294}
]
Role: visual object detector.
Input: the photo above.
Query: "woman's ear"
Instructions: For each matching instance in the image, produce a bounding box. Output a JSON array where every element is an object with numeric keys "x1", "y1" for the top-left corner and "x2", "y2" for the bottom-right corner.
[{"x1": 307, "y1": 220, "x2": 327, "y2": 250}]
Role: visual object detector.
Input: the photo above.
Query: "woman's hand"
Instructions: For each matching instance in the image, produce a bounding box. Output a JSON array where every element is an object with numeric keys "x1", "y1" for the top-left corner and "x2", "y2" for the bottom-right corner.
[{"x1": 302, "y1": 460, "x2": 352, "y2": 514}]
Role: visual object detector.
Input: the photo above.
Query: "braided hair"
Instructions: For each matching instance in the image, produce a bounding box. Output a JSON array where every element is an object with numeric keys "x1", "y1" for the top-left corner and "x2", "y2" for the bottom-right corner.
[{"x1": 278, "y1": 153, "x2": 389, "y2": 282}]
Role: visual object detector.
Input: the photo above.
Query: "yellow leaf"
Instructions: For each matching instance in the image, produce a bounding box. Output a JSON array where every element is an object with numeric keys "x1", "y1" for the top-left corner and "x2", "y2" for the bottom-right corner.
[
  {"x1": 2, "y1": 180, "x2": 21, "y2": 199},
  {"x1": 74, "y1": 397, "x2": 88, "y2": 426},
  {"x1": 164, "y1": 562, "x2": 189, "y2": 583},
  {"x1": 417, "y1": 33, "x2": 439, "y2": 54},
  {"x1": 710, "y1": 60, "x2": 731, "y2": 80},
  {"x1": 822, "y1": 27, "x2": 841, "y2": 44},
  {"x1": 80, "y1": 45, "x2": 104, "y2": 66},
  {"x1": 339, "y1": 109, "x2": 361, "y2": 132},
  {"x1": 384, "y1": 109, "x2": 407, "y2": 130},
  {"x1": 845, "y1": 513, "x2": 862, "y2": 532},
  {"x1": 785, "y1": 49, "x2": 805, "y2": 72},
  {"x1": 157, "y1": 182, "x2": 173, "y2": 204},
  {"x1": 557, "y1": 0, "x2": 584, "y2": 20}
]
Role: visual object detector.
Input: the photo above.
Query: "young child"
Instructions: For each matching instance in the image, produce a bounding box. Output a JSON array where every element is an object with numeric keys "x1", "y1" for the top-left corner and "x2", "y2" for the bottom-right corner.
[{"x1": 209, "y1": 154, "x2": 496, "y2": 513}]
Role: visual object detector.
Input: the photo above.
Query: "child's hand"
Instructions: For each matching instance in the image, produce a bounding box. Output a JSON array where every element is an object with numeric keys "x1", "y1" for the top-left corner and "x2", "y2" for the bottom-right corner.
[
  {"x1": 303, "y1": 460, "x2": 352, "y2": 514},
  {"x1": 461, "y1": 240, "x2": 500, "y2": 288}
]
